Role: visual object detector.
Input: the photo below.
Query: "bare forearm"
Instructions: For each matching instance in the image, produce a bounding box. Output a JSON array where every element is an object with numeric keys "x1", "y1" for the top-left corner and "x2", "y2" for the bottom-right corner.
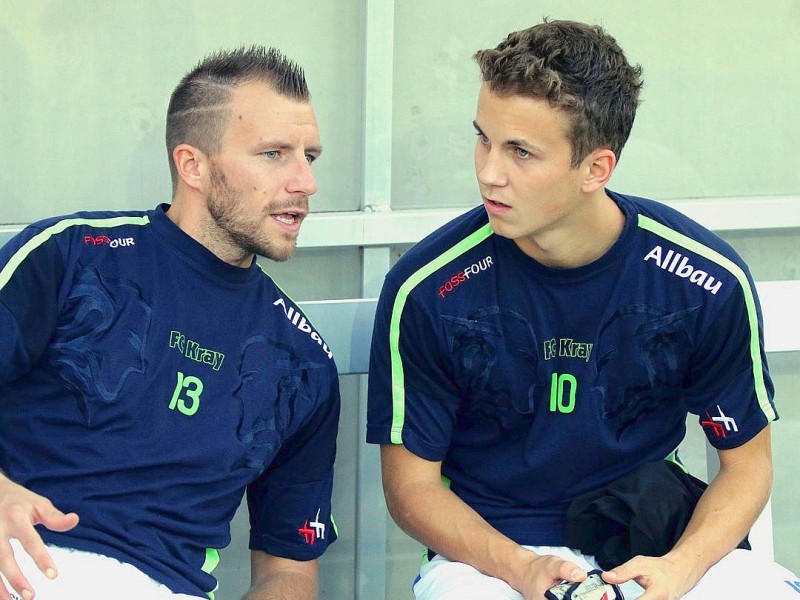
[
  {"x1": 665, "y1": 440, "x2": 772, "y2": 585},
  {"x1": 381, "y1": 444, "x2": 585, "y2": 598},
  {"x1": 386, "y1": 476, "x2": 537, "y2": 588},
  {"x1": 244, "y1": 554, "x2": 318, "y2": 600},
  {"x1": 242, "y1": 572, "x2": 316, "y2": 600}
]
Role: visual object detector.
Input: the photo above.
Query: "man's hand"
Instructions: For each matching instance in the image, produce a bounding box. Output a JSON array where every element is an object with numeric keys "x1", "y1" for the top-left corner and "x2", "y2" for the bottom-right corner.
[
  {"x1": 515, "y1": 553, "x2": 587, "y2": 600},
  {"x1": 602, "y1": 555, "x2": 692, "y2": 600},
  {"x1": 0, "y1": 475, "x2": 79, "y2": 600},
  {"x1": 382, "y1": 444, "x2": 587, "y2": 600},
  {"x1": 601, "y1": 427, "x2": 775, "y2": 600}
]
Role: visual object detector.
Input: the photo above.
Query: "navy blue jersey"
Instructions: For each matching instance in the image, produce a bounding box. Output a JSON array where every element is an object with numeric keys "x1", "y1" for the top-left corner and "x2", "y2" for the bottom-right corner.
[
  {"x1": 0, "y1": 205, "x2": 340, "y2": 596},
  {"x1": 367, "y1": 191, "x2": 776, "y2": 546}
]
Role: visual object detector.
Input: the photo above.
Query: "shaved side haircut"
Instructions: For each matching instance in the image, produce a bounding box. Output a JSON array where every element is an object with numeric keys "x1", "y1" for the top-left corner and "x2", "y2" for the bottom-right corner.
[{"x1": 166, "y1": 45, "x2": 309, "y2": 189}]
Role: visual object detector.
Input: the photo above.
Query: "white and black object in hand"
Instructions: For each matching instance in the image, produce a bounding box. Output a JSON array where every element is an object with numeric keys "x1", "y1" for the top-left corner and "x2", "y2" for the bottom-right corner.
[{"x1": 545, "y1": 570, "x2": 624, "y2": 600}]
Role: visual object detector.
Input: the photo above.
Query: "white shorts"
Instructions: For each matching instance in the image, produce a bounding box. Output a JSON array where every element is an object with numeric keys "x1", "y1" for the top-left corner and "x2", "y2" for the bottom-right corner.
[
  {"x1": 1, "y1": 540, "x2": 206, "y2": 600},
  {"x1": 412, "y1": 546, "x2": 800, "y2": 600}
]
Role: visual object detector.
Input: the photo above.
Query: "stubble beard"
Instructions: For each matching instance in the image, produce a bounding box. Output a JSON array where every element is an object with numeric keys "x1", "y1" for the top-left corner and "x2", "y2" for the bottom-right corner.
[{"x1": 206, "y1": 164, "x2": 297, "y2": 263}]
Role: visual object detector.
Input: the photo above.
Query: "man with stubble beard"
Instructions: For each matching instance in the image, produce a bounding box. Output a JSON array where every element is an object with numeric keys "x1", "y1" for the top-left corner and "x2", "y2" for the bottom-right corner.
[{"x1": 0, "y1": 46, "x2": 339, "y2": 600}]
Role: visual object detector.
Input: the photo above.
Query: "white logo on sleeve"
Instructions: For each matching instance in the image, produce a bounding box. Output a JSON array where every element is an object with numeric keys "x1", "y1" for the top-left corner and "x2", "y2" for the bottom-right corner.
[
  {"x1": 711, "y1": 405, "x2": 738, "y2": 433},
  {"x1": 310, "y1": 508, "x2": 326, "y2": 540}
]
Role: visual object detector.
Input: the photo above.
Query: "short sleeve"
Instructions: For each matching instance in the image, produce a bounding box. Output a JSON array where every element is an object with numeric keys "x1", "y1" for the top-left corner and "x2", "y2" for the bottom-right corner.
[
  {"x1": 684, "y1": 279, "x2": 776, "y2": 450},
  {"x1": 0, "y1": 227, "x2": 65, "y2": 386},
  {"x1": 246, "y1": 369, "x2": 340, "y2": 560},
  {"x1": 366, "y1": 274, "x2": 462, "y2": 461}
]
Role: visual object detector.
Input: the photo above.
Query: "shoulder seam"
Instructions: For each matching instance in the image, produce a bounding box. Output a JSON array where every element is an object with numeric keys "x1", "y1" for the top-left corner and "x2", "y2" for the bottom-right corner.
[{"x1": 0, "y1": 216, "x2": 150, "y2": 293}]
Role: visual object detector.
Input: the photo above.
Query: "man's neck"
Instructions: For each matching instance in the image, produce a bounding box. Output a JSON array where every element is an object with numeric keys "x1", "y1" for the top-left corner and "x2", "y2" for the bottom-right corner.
[
  {"x1": 514, "y1": 190, "x2": 625, "y2": 269},
  {"x1": 165, "y1": 194, "x2": 255, "y2": 268}
]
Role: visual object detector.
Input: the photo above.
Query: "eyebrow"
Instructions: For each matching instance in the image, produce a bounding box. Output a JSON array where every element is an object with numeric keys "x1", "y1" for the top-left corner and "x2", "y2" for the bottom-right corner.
[
  {"x1": 472, "y1": 120, "x2": 544, "y2": 154},
  {"x1": 257, "y1": 141, "x2": 323, "y2": 156}
]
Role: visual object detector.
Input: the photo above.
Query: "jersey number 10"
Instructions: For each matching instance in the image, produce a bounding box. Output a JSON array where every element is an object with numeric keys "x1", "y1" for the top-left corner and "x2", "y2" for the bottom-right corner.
[{"x1": 549, "y1": 372, "x2": 577, "y2": 414}]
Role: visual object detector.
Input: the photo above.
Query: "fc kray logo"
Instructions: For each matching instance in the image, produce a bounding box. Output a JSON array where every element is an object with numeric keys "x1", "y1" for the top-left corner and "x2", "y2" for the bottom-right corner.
[
  {"x1": 298, "y1": 508, "x2": 326, "y2": 545},
  {"x1": 700, "y1": 405, "x2": 738, "y2": 438}
]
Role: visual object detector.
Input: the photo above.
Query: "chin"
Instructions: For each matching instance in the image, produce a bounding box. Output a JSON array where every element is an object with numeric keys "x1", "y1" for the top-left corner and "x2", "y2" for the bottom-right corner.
[
  {"x1": 485, "y1": 217, "x2": 516, "y2": 240},
  {"x1": 270, "y1": 250, "x2": 295, "y2": 262},
  {"x1": 258, "y1": 243, "x2": 296, "y2": 263}
]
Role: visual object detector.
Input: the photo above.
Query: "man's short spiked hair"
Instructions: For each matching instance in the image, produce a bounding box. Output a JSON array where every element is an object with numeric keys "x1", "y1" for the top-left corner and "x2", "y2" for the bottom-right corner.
[{"x1": 165, "y1": 45, "x2": 309, "y2": 188}]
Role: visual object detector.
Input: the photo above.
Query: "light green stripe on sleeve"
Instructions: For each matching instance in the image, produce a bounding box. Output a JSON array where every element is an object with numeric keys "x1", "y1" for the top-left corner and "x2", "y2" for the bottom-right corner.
[
  {"x1": 0, "y1": 216, "x2": 150, "y2": 292},
  {"x1": 202, "y1": 548, "x2": 221, "y2": 600},
  {"x1": 637, "y1": 214, "x2": 775, "y2": 422},
  {"x1": 388, "y1": 223, "x2": 494, "y2": 443},
  {"x1": 201, "y1": 547, "x2": 220, "y2": 574},
  {"x1": 330, "y1": 513, "x2": 339, "y2": 537},
  {"x1": 664, "y1": 449, "x2": 689, "y2": 474}
]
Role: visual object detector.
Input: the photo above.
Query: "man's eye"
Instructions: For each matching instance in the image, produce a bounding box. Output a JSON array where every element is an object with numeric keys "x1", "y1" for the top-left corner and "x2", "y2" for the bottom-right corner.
[
  {"x1": 476, "y1": 132, "x2": 489, "y2": 145},
  {"x1": 515, "y1": 147, "x2": 531, "y2": 159},
  {"x1": 305, "y1": 154, "x2": 317, "y2": 164},
  {"x1": 263, "y1": 150, "x2": 279, "y2": 159}
]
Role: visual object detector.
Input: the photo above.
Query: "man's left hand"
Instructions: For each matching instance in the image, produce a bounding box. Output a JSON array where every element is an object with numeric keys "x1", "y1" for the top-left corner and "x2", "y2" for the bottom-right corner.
[{"x1": 602, "y1": 555, "x2": 694, "y2": 600}]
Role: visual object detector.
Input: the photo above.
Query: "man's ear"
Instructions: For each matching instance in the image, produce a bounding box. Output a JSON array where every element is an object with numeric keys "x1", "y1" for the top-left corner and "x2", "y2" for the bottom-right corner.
[
  {"x1": 582, "y1": 148, "x2": 617, "y2": 193},
  {"x1": 173, "y1": 144, "x2": 208, "y2": 193}
]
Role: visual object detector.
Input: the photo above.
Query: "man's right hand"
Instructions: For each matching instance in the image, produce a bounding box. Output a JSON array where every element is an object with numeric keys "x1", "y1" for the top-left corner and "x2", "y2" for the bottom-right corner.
[
  {"x1": 514, "y1": 552, "x2": 587, "y2": 600},
  {"x1": 381, "y1": 445, "x2": 587, "y2": 600},
  {"x1": 0, "y1": 474, "x2": 79, "y2": 600}
]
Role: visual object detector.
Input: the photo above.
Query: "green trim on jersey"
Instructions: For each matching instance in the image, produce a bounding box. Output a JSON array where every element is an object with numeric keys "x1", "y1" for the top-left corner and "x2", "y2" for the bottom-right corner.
[
  {"x1": 0, "y1": 216, "x2": 151, "y2": 292},
  {"x1": 637, "y1": 215, "x2": 775, "y2": 422},
  {"x1": 388, "y1": 223, "x2": 494, "y2": 443},
  {"x1": 201, "y1": 547, "x2": 220, "y2": 575},
  {"x1": 664, "y1": 449, "x2": 688, "y2": 474},
  {"x1": 201, "y1": 548, "x2": 221, "y2": 599}
]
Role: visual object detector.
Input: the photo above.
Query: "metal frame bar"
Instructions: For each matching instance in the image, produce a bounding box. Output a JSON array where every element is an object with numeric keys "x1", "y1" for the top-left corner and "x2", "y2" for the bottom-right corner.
[{"x1": 354, "y1": 0, "x2": 395, "y2": 597}]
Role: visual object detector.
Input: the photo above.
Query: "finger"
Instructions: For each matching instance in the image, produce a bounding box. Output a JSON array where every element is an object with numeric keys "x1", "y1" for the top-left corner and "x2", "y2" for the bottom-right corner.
[
  {"x1": 601, "y1": 569, "x2": 625, "y2": 584},
  {"x1": 0, "y1": 540, "x2": 35, "y2": 600},
  {"x1": 34, "y1": 503, "x2": 79, "y2": 534},
  {"x1": 602, "y1": 567, "x2": 643, "y2": 585},
  {"x1": 602, "y1": 557, "x2": 645, "y2": 585},
  {"x1": 555, "y1": 559, "x2": 586, "y2": 583},
  {"x1": 14, "y1": 526, "x2": 58, "y2": 581},
  {"x1": 38, "y1": 512, "x2": 78, "y2": 533}
]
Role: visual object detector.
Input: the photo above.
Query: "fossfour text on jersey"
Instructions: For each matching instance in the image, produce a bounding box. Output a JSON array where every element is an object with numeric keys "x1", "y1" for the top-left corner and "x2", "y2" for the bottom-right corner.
[
  {"x1": 643, "y1": 246, "x2": 722, "y2": 295},
  {"x1": 438, "y1": 256, "x2": 494, "y2": 298}
]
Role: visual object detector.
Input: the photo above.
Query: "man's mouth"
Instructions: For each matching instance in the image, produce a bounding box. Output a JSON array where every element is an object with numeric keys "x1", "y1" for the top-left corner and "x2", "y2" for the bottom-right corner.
[
  {"x1": 484, "y1": 196, "x2": 510, "y2": 208},
  {"x1": 274, "y1": 212, "x2": 300, "y2": 224}
]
